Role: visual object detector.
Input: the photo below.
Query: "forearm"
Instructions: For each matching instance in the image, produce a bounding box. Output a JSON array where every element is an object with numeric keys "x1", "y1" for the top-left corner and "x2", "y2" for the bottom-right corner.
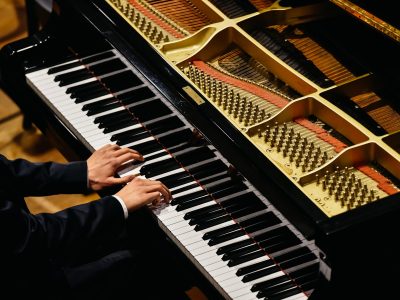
[
  {"x1": 0, "y1": 155, "x2": 88, "y2": 196},
  {"x1": 2, "y1": 196, "x2": 126, "y2": 258}
]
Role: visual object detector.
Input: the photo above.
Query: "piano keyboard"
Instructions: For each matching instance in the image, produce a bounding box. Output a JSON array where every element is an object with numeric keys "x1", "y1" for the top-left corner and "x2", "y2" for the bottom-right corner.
[{"x1": 26, "y1": 47, "x2": 320, "y2": 300}]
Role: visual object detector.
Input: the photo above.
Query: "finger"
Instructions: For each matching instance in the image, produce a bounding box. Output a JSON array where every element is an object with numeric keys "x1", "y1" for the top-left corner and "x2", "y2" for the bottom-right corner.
[
  {"x1": 109, "y1": 143, "x2": 121, "y2": 149},
  {"x1": 156, "y1": 181, "x2": 172, "y2": 200},
  {"x1": 130, "y1": 176, "x2": 146, "y2": 184},
  {"x1": 94, "y1": 144, "x2": 109, "y2": 154},
  {"x1": 150, "y1": 192, "x2": 162, "y2": 206},
  {"x1": 141, "y1": 180, "x2": 172, "y2": 201},
  {"x1": 106, "y1": 176, "x2": 134, "y2": 186},
  {"x1": 103, "y1": 144, "x2": 120, "y2": 153},
  {"x1": 113, "y1": 147, "x2": 138, "y2": 156},
  {"x1": 122, "y1": 175, "x2": 136, "y2": 184},
  {"x1": 148, "y1": 182, "x2": 171, "y2": 203},
  {"x1": 115, "y1": 150, "x2": 144, "y2": 162},
  {"x1": 160, "y1": 185, "x2": 172, "y2": 203}
]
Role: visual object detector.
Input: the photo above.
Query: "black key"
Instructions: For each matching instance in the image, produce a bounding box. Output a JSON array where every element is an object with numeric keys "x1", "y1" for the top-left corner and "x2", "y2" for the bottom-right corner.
[
  {"x1": 196, "y1": 202, "x2": 256, "y2": 228},
  {"x1": 236, "y1": 259, "x2": 275, "y2": 276},
  {"x1": 171, "y1": 190, "x2": 209, "y2": 206},
  {"x1": 251, "y1": 274, "x2": 289, "y2": 292},
  {"x1": 189, "y1": 209, "x2": 226, "y2": 226},
  {"x1": 188, "y1": 160, "x2": 228, "y2": 180},
  {"x1": 115, "y1": 130, "x2": 151, "y2": 146},
  {"x1": 217, "y1": 238, "x2": 254, "y2": 256},
  {"x1": 227, "y1": 249, "x2": 266, "y2": 267},
  {"x1": 194, "y1": 215, "x2": 232, "y2": 231},
  {"x1": 205, "y1": 177, "x2": 241, "y2": 193},
  {"x1": 131, "y1": 140, "x2": 164, "y2": 157},
  {"x1": 140, "y1": 158, "x2": 180, "y2": 178},
  {"x1": 57, "y1": 69, "x2": 92, "y2": 86},
  {"x1": 253, "y1": 226, "x2": 293, "y2": 244},
  {"x1": 222, "y1": 244, "x2": 260, "y2": 261},
  {"x1": 288, "y1": 263, "x2": 319, "y2": 280},
  {"x1": 214, "y1": 194, "x2": 264, "y2": 218},
  {"x1": 191, "y1": 197, "x2": 252, "y2": 220},
  {"x1": 87, "y1": 101, "x2": 123, "y2": 116},
  {"x1": 299, "y1": 278, "x2": 318, "y2": 292},
  {"x1": 219, "y1": 230, "x2": 259, "y2": 253},
  {"x1": 230, "y1": 203, "x2": 266, "y2": 219},
  {"x1": 158, "y1": 129, "x2": 193, "y2": 149},
  {"x1": 95, "y1": 110, "x2": 134, "y2": 128},
  {"x1": 221, "y1": 192, "x2": 265, "y2": 209},
  {"x1": 198, "y1": 172, "x2": 231, "y2": 186},
  {"x1": 242, "y1": 265, "x2": 281, "y2": 282},
  {"x1": 171, "y1": 183, "x2": 199, "y2": 195},
  {"x1": 103, "y1": 118, "x2": 138, "y2": 134},
  {"x1": 184, "y1": 204, "x2": 221, "y2": 220},
  {"x1": 129, "y1": 99, "x2": 172, "y2": 122},
  {"x1": 208, "y1": 210, "x2": 278, "y2": 241},
  {"x1": 94, "y1": 109, "x2": 132, "y2": 125},
  {"x1": 211, "y1": 221, "x2": 277, "y2": 249},
  {"x1": 101, "y1": 70, "x2": 142, "y2": 93},
  {"x1": 146, "y1": 150, "x2": 170, "y2": 161},
  {"x1": 176, "y1": 195, "x2": 213, "y2": 212},
  {"x1": 171, "y1": 190, "x2": 208, "y2": 206},
  {"x1": 89, "y1": 58, "x2": 126, "y2": 77},
  {"x1": 48, "y1": 60, "x2": 82, "y2": 75},
  {"x1": 208, "y1": 229, "x2": 246, "y2": 246},
  {"x1": 161, "y1": 172, "x2": 194, "y2": 189},
  {"x1": 175, "y1": 147, "x2": 215, "y2": 166},
  {"x1": 210, "y1": 182, "x2": 248, "y2": 199},
  {"x1": 203, "y1": 223, "x2": 241, "y2": 240},
  {"x1": 75, "y1": 87, "x2": 109, "y2": 103},
  {"x1": 255, "y1": 233, "x2": 293, "y2": 252},
  {"x1": 273, "y1": 247, "x2": 312, "y2": 264},
  {"x1": 111, "y1": 126, "x2": 147, "y2": 142},
  {"x1": 81, "y1": 51, "x2": 115, "y2": 64},
  {"x1": 145, "y1": 116, "x2": 185, "y2": 135},
  {"x1": 82, "y1": 97, "x2": 116, "y2": 111},
  {"x1": 66, "y1": 80, "x2": 103, "y2": 95},
  {"x1": 119, "y1": 86, "x2": 155, "y2": 105},
  {"x1": 240, "y1": 212, "x2": 281, "y2": 233},
  {"x1": 257, "y1": 282, "x2": 298, "y2": 299},
  {"x1": 279, "y1": 253, "x2": 317, "y2": 270},
  {"x1": 259, "y1": 235, "x2": 301, "y2": 254},
  {"x1": 294, "y1": 271, "x2": 319, "y2": 286}
]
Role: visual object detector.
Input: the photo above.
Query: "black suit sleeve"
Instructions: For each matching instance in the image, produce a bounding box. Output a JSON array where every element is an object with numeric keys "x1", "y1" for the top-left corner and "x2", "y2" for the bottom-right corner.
[
  {"x1": 0, "y1": 154, "x2": 88, "y2": 196},
  {"x1": 3, "y1": 196, "x2": 126, "y2": 258},
  {"x1": 0, "y1": 154, "x2": 126, "y2": 259}
]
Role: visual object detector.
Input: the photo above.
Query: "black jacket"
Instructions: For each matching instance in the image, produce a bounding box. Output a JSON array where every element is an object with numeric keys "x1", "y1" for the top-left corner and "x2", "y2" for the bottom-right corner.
[{"x1": 0, "y1": 154, "x2": 126, "y2": 296}]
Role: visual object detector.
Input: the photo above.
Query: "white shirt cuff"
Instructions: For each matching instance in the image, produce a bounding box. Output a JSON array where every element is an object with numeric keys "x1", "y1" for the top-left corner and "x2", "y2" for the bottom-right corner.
[{"x1": 112, "y1": 195, "x2": 128, "y2": 219}]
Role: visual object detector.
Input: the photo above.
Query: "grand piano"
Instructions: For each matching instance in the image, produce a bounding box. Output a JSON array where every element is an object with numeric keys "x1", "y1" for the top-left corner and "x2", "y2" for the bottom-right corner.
[{"x1": 1, "y1": 0, "x2": 400, "y2": 299}]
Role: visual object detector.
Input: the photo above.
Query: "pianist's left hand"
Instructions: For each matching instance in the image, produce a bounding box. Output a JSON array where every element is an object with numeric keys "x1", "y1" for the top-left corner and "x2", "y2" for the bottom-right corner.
[{"x1": 87, "y1": 144, "x2": 144, "y2": 191}]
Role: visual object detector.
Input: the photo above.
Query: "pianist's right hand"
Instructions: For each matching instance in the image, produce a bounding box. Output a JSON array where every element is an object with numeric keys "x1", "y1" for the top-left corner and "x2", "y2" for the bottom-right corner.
[{"x1": 115, "y1": 176, "x2": 172, "y2": 212}]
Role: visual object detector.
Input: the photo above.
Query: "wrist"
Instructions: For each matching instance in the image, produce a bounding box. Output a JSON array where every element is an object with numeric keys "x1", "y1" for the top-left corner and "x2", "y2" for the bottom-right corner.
[{"x1": 113, "y1": 195, "x2": 129, "y2": 219}]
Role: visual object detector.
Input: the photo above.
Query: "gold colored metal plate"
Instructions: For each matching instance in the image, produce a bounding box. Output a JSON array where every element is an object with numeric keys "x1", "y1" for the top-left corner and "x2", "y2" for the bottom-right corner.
[
  {"x1": 104, "y1": 0, "x2": 400, "y2": 218},
  {"x1": 183, "y1": 86, "x2": 205, "y2": 105}
]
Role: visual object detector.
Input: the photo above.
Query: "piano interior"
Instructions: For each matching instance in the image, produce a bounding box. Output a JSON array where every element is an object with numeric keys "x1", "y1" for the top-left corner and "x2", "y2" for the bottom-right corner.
[
  {"x1": 1, "y1": 0, "x2": 400, "y2": 299},
  {"x1": 106, "y1": 0, "x2": 400, "y2": 218}
]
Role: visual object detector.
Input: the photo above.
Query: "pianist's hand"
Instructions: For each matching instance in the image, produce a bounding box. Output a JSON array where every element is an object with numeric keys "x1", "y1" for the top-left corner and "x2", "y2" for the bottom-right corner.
[
  {"x1": 115, "y1": 176, "x2": 172, "y2": 212},
  {"x1": 87, "y1": 144, "x2": 144, "y2": 191}
]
